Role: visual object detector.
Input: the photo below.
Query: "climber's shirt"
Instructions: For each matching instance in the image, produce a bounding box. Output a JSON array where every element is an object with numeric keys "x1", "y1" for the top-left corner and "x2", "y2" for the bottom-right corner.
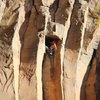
[{"x1": 50, "y1": 43, "x2": 57, "y2": 51}]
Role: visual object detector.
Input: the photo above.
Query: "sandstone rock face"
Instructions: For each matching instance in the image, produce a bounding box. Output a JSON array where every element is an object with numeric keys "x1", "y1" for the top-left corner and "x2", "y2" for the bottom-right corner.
[{"x1": 0, "y1": 0, "x2": 100, "y2": 100}]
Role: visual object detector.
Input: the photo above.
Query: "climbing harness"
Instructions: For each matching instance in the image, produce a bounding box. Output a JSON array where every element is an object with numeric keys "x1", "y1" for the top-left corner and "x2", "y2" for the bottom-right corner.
[{"x1": 46, "y1": 46, "x2": 54, "y2": 56}]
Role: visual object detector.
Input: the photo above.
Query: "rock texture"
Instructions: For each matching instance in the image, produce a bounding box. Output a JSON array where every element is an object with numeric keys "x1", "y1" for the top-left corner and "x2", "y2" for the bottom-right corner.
[
  {"x1": 43, "y1": 37, "x2": 62, "y2": 100},
  {"x1": 0, "y1": 0, "x2": 100, "y2": 100}
]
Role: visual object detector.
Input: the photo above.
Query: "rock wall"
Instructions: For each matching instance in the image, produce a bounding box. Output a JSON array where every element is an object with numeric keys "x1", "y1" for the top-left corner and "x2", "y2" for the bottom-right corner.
[{"x1": 0, "y1": 0, "x2": 100, "y2": 100}]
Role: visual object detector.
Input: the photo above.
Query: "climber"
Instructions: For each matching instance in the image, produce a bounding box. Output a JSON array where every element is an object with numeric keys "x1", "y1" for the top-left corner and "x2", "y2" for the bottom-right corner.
[
  {"x1": 49, "y1": 40, "x2": 57, "y2": 55},
  {"x1": 46, "y1": 40, "x2": 57, "y2": 56}
]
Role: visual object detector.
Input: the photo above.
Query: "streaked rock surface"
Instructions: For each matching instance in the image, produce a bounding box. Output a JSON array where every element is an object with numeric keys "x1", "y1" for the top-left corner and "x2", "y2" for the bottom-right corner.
[{"x1": 0, "y1": 0, "x2": 100, "y2": 100}]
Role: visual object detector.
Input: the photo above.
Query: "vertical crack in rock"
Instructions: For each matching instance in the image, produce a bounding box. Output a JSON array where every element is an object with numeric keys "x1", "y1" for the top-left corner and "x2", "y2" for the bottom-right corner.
[
  {"x1": 36, "y1": 6, "x2": 47, "y2": 100},
  {"x1": 85, "y1": 49, "x2": 96, "y2": 100},
  {"x1": 36, "y1": 1, "x2": 51, "y2": 100},
  {"x1": 12, "y1": 2, "x2": 25, "y2": 100},
  {"x1": 77, "y1": 21, "x2": 100, "y2": 100},
  {"x1": 80, "y1": 1, "x2": 100, "y2": 100},
  {"x1": 39, "y1": 0, "x2": 72, "y2": 99},
  {"x1": 60, "y1": 1, "x2": 76, "y2": 99},
  {"x1": 19, "y1": 6, "x2": 39, "y2": 100},
  {"x1": 75, "y1": 4, "x2": 89, "y2": 100},
  {"x1": 96, "y1": 43, "x2": 100, "y2": 100},
  {"x1": 80, "y1": 47, "x2": 99, "y2": 100},
  {"x1": 43, "y1": 35, "x2": 62, "y2": 100},
  {"x1": 63, "y1": 0, "x2": 83, "y2": 100},
  {"x1": 45, "y1": 0, "x2": 76, "y2": 100}
]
